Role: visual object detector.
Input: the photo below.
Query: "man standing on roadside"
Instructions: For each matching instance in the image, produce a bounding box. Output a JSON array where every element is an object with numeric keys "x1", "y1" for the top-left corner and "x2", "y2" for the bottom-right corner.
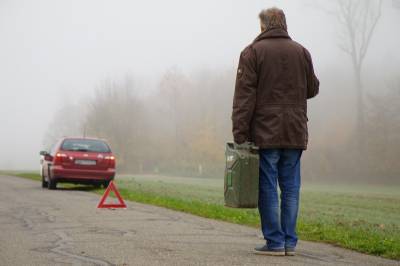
[{"x1": 232, "y1": 7, "x2": 319, "y2": 256}]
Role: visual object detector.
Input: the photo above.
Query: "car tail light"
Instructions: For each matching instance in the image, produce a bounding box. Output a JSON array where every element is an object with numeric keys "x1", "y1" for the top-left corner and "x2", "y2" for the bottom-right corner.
[
  {"x1": 105, "y1": 155, "x2": 116, "y2": 168},
  {"x1": 54, "y1": 153, "x2": 68, "y2": 165}
]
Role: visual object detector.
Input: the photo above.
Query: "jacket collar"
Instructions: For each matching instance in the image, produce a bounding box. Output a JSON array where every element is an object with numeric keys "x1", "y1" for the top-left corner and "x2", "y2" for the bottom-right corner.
[{"x1": 253, "y1": 28, "x2": 291, "y2": 43}]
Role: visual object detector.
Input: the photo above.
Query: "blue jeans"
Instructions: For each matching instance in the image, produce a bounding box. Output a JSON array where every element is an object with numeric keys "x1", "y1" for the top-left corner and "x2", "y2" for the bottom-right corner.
[{"x1": 258, "y1": 149, "x2": 302, "y2": 249}]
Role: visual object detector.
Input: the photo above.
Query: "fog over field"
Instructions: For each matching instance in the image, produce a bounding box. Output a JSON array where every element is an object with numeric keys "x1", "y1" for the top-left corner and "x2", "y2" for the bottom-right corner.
[{"x1": 0, "y1": 0, "x2": 399, "y2": 183}]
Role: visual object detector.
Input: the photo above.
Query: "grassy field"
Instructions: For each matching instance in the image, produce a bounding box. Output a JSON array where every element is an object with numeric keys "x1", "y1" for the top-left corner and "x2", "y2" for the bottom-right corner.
[{"x1": 2, "y1": 171, "x2": 399, "y2": 260}]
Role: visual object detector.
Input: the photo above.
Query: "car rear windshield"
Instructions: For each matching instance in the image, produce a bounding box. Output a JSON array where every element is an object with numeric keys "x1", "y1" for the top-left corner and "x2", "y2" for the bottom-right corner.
[{"x1": 61, "y1": 139, "x2": 111, "y2": 153}]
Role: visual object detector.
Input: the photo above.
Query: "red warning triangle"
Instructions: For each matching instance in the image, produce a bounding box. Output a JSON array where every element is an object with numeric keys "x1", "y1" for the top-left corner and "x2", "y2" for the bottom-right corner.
[{"x1": 97, "y1": 181, "x2": 127, "y2": 209}]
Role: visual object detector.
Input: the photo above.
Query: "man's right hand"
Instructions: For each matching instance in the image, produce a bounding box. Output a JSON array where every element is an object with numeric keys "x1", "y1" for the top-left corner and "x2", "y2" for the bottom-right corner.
[{"x1": 234, "y1": 141, "x2": 253, "y2": 150}]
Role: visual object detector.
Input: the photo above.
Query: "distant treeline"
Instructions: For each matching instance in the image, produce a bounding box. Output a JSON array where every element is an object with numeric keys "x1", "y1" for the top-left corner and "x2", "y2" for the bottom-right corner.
[{"x1": 44, "y1": 68, "x2": 400, "y2": 184}]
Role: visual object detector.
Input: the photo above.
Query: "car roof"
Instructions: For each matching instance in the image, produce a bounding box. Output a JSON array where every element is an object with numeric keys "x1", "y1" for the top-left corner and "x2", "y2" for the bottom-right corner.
[{"x1": 60, "y1": 137, "x2": 108, "y2": 142}]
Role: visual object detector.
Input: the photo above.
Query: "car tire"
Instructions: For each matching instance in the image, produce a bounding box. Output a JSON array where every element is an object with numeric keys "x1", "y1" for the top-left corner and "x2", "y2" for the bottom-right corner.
[
  {"x1": 103, "y1": 180, "x2": 110, "y2": 188},
  {"x1": 48, "y1": 178, "x2": 57, "y2": 190}
]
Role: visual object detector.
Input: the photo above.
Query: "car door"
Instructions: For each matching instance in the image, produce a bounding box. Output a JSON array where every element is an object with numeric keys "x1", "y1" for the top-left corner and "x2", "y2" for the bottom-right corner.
[{"x1": 43, "y1": 141, "x2": 59, "y2": 180}]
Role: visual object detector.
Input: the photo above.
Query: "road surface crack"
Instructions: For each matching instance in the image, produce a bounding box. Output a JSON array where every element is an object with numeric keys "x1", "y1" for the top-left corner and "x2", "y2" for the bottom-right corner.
[{"x1": 50, "y1": 230, "x2": 114, "y2": 266}]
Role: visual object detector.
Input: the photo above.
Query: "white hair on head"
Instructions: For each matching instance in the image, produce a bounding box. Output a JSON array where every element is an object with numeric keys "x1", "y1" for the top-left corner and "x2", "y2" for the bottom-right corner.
[{"x1": 259, "y1": 7, "x2": 287, "y2": 31}]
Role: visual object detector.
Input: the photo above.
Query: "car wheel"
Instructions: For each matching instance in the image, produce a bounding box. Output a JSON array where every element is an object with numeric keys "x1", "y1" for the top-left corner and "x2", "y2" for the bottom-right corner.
[
  {"x1": 103, "y1": 180, "x2": 110, "y2": 188},
  {"x1": 48, "y1": 177, "x2": 57, "y2": 190}
]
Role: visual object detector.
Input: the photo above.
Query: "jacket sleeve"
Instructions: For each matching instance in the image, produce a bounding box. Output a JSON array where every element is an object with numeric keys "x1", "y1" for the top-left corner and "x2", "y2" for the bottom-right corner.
[
  {"x1": 303, "y1": 48, "x2": 320, "y2": 99},
  {"x1": 232, "y1": 46, "x2": 257, "y2": 144}
]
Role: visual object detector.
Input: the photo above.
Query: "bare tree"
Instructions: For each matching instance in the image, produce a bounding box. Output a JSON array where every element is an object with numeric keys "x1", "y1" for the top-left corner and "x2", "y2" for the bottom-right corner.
[
  {"x1": 158, "y1": 68, "x2": 190, "y2": 154},
  {"x1": 365, "y1": 77, "x2": 400, "y2": 178},
  {"x1": 334, "y1": 0, "x2": 383, "y2": 145},
  {"x1": 85, "y1": 77, "x2": 145, "y2": 172}
]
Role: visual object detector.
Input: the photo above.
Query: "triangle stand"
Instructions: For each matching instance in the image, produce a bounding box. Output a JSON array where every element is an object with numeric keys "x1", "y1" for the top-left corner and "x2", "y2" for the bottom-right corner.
[{"x1": 97, "y1": 180, "x2": 127, "y2": 209}]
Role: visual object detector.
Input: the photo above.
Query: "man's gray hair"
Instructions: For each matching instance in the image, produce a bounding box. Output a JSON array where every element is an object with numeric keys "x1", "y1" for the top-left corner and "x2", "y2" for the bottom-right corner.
[{"x1": 259, "y1": 7, "x2": 287, "y2": 31}]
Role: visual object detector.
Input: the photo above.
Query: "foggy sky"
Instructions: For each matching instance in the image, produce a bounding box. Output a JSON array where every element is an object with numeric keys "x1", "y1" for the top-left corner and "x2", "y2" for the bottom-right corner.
[{"x1": 0, "y1": 0, "x2": 399, "y2": 169}]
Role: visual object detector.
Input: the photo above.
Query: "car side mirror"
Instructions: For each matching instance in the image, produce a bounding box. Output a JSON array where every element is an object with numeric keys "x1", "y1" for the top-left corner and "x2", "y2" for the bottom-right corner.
[
  {"x1": 40, "y1": 151, "x2": 53, "y2": 161},
  {"x1": 40, "y1": 150, "x2": 48, "y2": 156}
]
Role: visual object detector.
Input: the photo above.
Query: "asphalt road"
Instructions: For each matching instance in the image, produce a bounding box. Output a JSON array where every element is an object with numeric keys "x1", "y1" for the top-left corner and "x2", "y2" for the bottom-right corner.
[{"x1": 0, "y1": 175, "x2": 398, "y2": 266}]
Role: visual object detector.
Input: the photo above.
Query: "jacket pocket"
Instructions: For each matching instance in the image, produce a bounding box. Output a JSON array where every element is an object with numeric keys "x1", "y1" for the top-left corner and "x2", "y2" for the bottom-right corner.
[
  {"x1": 252, "y1": 107, "x2": 283, "y2": 144},
  {"x1": 285, "y1": 107, "x2": 308, "y2": 146}
]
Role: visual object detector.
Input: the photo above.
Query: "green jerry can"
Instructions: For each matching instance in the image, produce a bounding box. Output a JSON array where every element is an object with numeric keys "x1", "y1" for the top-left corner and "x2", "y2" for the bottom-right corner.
[{"x1": 224, "y1": 142, "x2": 259, "y2": 208}]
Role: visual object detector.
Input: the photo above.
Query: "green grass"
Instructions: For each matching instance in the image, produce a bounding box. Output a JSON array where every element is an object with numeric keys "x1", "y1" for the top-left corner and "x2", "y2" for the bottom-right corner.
[
  {"x1": 0, "y1": 171, "x2": 42, "y2": 181},
  {"x1": 3, "y1": 171, "x2": 399, "y2": 260}
]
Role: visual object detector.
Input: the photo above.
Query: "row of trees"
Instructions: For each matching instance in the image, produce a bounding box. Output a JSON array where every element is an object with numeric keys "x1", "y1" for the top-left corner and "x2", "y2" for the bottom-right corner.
[{"x1": 44, "y1": 69, "x2": 400, "y2": 183}]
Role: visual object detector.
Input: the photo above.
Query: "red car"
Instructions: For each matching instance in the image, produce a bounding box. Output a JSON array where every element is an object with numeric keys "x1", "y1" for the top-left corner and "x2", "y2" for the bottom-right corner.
[{"x1": 40, "y1": 137, "x2": 116, "y2": 189}]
